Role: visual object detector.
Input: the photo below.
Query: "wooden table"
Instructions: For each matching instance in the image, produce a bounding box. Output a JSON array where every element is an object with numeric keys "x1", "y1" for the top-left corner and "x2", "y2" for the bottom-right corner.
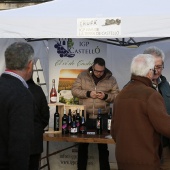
[{"x1": 41, "y1": 131, "x2": 115, "y2": 170}]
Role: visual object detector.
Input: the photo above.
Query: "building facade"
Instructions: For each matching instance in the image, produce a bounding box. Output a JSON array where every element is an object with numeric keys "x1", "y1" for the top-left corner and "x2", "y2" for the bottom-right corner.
[{"x1": 0, "y1": 0, "x2": 51, "y2": 10}]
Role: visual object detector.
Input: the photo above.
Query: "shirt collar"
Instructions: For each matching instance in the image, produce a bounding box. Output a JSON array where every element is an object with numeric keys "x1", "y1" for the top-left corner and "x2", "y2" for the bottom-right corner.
[
  {"x1": 157, "y1": 77, "x2": 162, "y2": 85},
  {"x1": 3, "y1": 71, "x2": 28, "y2": 88},
  {"x1": 152, "y1": 77, "x2": 162, "y2": 90}
]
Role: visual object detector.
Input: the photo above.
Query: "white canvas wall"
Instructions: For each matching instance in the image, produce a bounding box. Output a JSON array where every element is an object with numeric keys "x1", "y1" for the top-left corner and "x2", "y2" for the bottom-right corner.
[
  {"x1": 106, "y1": 40, "x2": 170, "y2": 90},
  {"x1": 0, "y1": 38, "x2": 49, "y2": 95}
]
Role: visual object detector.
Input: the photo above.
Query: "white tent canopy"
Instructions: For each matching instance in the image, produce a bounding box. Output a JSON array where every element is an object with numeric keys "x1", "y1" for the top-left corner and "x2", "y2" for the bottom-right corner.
[
  {"x1": 1, "y1": 1, "x2": 170, "y2": 167},
  {"x1": 0, "y1": 0, "x2": 170, "y2": 92},
  {"x1": 0, "y1": 0, "x2": 170, "y2": 38}
]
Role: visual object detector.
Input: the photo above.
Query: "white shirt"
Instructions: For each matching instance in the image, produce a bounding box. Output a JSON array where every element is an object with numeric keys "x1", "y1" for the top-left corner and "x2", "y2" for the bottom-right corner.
[{"x1": 3, "y1": 71, "x2": 28, "y2": 88}]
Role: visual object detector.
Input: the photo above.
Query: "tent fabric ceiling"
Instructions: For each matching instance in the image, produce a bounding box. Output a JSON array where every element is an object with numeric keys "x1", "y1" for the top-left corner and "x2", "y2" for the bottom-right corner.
[
  {"x1": 0, "y1": 0, "x2": 170, "y2": 38},
  {"x1": 88, "y1": 38, "x2": 170, "y2": 47},
  {"x1": 25, "y1": 37, "x2": 170, "y2": 47}
]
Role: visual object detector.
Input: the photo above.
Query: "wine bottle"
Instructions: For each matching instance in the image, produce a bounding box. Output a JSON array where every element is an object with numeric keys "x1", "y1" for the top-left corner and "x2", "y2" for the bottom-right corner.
[
  {"x1": 76, "y1": 108, "x2": 81, "y2": 133},
  {"x1": 54, "y1": 105, "x2": 60, "y2": 131},
  {"x1": 62, "y1": 109, "x2": 68, "y2": 134},
  {"x1": 50, "y1": 79, "x2": 57, "y2": 103},
  {"x1": 80, "y1": 110, "x2": 86, "y2": 134},
  {"x1": 96, "y1": 108, "x2": 103, "y2": 135},
  {"x1": 67, "y1": 109, "x2": 72, "y2": 133},
  {"x1": 107, "y1": 108, "x2": 112, "y2": 133},
  {"x1": 71, "y1": 115, "x2": 77, "y2": 134}
]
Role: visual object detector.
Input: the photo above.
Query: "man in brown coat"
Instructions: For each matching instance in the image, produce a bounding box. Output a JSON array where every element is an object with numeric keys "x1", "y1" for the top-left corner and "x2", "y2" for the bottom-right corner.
[{"x1": 111, "y1": 54, "x2": 170, "y2": 170}]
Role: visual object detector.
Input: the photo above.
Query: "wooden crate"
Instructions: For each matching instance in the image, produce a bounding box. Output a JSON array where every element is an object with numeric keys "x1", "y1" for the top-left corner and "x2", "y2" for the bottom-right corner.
[
  {"x1": 47, "y1": 103, "x2": 86, "y2": 133},
  {"x1": 65, "y1": 104, "x2": 86, "y2": 118}
]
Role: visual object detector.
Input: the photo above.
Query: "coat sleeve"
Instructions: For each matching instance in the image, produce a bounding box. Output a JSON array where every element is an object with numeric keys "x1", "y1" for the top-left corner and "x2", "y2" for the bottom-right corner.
[
  {"x1": 147, "y1": 91, "x2": 170, "y2": 138},
  {"x1": 39, "y1": 87, "x2": 50, "y2": 129},
  {"x1": 105, "y1": 76, "x2": 119, "y2": 103},
  {"x1": 111, "y1": 98, "x2": 117, "y2": 142},
  {"x1": 71, "y1": 73, "x2": 89, "y2": 99}
]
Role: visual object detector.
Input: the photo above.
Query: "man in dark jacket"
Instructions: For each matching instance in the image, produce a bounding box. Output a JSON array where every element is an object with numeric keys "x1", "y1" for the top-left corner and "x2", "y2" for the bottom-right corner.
[
  {"x1": 0, "y1": 42, "x2": 35, "y2": 170},
  {"x1": 144, "y1": 46, "x2": 170, "y2": 170},
  {"x1": 27, "y1": 78, "x2": 50, "y2": 170},
  {"x1": 111, "y1": 54, "x2": 170, "y2": 170}
]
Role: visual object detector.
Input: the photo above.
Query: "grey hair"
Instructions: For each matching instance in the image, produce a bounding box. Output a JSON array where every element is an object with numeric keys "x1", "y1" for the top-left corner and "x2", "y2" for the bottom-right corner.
[
  {"x1": 143, "y1": 46, "x2": 165, "y2": 61},
  {"x1": 131, "y1": 54, "x2": 155, "y2": 76},
  {"x1": 5, "y1": 42, "x2": 34, "y2": 70}
]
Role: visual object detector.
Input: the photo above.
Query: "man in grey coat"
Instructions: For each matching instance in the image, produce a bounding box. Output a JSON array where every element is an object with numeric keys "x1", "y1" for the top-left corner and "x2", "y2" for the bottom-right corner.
[{"x1": 144, "y1": 46, "x2": 170, "y2": 170}]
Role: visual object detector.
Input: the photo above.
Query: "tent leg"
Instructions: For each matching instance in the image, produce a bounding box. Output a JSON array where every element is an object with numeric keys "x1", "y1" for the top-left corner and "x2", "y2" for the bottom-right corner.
[{"x1": 40, "y1": 141, "x2": 50, "y2": 170}]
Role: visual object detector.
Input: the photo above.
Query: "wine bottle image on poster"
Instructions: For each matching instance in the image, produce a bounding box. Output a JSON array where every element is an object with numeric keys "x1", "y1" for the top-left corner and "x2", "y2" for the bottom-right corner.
[
  {"x1": 58, "y1": 69, "x2": 85, "y2": 105},
  {"x1": 50, "y1": 79, "x2": 57, "y2": 103}
]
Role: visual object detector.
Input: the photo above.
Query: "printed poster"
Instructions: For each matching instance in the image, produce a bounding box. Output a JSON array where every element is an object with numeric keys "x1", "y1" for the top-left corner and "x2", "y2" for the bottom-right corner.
[{"x1": 43, "y1": 38, "x2": 107, "y2": 170}]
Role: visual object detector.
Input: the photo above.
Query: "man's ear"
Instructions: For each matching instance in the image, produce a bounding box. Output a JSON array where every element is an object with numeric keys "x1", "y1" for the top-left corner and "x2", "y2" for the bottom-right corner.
[
  {"x1": 147, "y1": 70, "x2": 153, "y2": 80},
  {"x1": 27, "y1": 60, "x2": 33, "y2": 71},
  {"x1": 26, "y1": 60, "x2": 33, "y2": 78}
]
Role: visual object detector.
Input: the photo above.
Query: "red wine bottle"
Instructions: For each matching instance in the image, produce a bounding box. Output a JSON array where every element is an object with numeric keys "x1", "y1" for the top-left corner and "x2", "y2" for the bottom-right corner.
[
  {"x1": 71, "y1": 115, "x2": 77, "y2": 134},
  {"x1": 67, "y1": 109, "x2": 72, "y2": 133},
  {"x1": 80, "y1": 110, "x2": 86, "y2": 134},
  {"x1": 54, "y1": 105, "x2": 60, "y2": 131},
  {"x1": 107, "y1": 108, "x2": 112, "y2": 133},
  {"x1": 96, "y1": 108, "x2": 103, "y2": 135},
  {"x1": 62, "y1": 109, "x2": 68, "y2": 134},
  {"x1": 76, "y1": 108, "x2": 81, "y2": 133}
]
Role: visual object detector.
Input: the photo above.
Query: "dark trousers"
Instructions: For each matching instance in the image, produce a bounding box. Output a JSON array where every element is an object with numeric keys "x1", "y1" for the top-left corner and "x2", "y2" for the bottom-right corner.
[
  {"x1": 29, "y1": 154, "x2": 41, "y2": 170},
  {"x1": 77, "y1": 115, "x2": 110, "y2": 170}
]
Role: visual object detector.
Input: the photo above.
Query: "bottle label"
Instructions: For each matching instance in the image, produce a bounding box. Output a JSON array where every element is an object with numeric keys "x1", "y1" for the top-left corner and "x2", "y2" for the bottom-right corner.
[
  {"x1": 80, "y1": 125, "x2": 86, "y2": 132},
  {"x1": 96, "y1": 120, "x2": 100, "y2": 129},
  {"x1": 71, "y1": 127, "x2": 77, "y2": 133},
  {"x1": 56, "y1": 117, "x2": 59, "y2": 128},
  {"x1": 81, "y1": 117, "x2": 85, "y2": 124},
  {"x1": 76, "y1": 122, "x2": 80, "y2": 127},
  {"x1": 62, "y1": 123, "x2": 67, "y2": 129},
  {"x1": 108, "y1": 119, "x2": 111, "y2": 130},
  {"x1": 68, "y1": 125, "x2": 71, "y2": 132},
  {"x1": 51, "y1": 96, "x2": 57, "y2": 102}
]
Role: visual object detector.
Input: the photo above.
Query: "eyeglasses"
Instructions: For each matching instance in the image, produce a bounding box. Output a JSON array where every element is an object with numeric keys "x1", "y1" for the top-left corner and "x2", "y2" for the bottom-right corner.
[
  {"x1": 154, "y1": 65, "x2": 164, "y2": 70},
  {"x1": 150, "y1": 68, "x2": 156, "y2": 75},
  {"x1": 93, "y1": 68, "x2": 105, "y2": 73}
]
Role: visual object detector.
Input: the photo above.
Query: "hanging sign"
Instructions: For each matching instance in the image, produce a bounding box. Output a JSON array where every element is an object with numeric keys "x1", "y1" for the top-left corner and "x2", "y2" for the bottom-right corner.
[{"x1": 77, "y1": 17, "x2": 121, "y2": 37}]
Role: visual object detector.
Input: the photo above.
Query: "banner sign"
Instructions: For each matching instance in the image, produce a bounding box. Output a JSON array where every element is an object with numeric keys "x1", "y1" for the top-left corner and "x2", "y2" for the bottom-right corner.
[
  {"x1": 49, "y1": 38, "x2": 106, "y2": 104},
  {"x1": 47, "y1": 38, "x2": 106, "y2": 170},
  {"x1": 77, "y1": 18, "x2": 121, "y2": 37}
]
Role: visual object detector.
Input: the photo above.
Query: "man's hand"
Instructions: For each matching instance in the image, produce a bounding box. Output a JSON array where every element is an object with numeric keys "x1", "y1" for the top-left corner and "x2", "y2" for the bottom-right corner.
[
  {"x1": 90, "y1": 91, "x2": 98, "y2": 99},
  {"x1": 96, "y1": 91, "x2": 105, "y2": 99}
]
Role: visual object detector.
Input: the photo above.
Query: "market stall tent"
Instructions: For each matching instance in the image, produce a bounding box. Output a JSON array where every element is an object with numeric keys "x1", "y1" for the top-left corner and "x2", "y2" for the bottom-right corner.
[{"x1": 1, "y1": 1, "x2": 170, "y2": 169}]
